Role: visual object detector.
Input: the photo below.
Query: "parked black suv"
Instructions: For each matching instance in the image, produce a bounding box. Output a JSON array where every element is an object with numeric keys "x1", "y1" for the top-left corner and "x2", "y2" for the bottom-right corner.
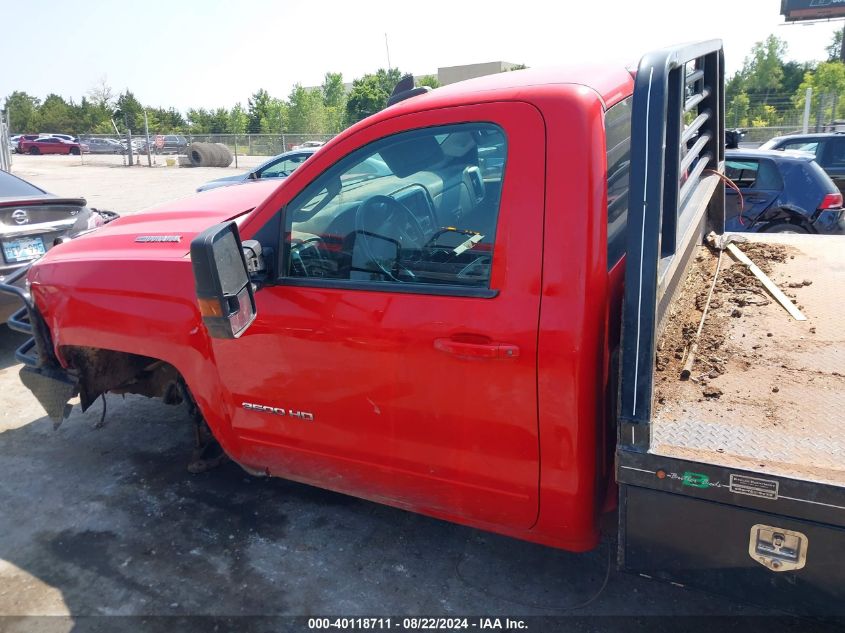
[
  {"x1": 724, "y1": 148, "x2": 844, "y2": 235},
  {"x1": 761, "y1": 131, "x2": 845, "y2": 194}
]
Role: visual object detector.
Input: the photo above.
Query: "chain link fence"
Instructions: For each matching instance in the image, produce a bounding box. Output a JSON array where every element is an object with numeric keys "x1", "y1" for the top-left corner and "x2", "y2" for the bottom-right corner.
[
  {"x1": 738, "y1": 126, "x2": 802, "y2": 146},
  {"x1": 76, "y1": 132, "x2": 336, "y2": 159},
  {"x1": 728, "y1": 91, "x2": 845, "y2": 146}
]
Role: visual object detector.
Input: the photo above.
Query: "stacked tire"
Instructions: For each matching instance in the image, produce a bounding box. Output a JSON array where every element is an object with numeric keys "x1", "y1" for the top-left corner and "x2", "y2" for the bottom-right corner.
[{"x1": 186, "y1": 142, "x2": 233, "y2": 167}]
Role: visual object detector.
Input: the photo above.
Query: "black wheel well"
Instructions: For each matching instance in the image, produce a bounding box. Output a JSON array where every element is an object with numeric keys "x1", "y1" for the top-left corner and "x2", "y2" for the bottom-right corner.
[
  {"x1": 760, "y1": 210, "x2": 813, "y2": 232},
  {"x1": 60, "y1": 346, "x2": 186, "y2": 412}
]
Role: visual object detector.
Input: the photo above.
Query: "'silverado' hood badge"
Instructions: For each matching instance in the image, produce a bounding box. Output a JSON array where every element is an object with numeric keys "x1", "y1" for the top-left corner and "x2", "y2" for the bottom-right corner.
[{"x1": 135, "y1": 235, "x2": 182, "y2": 243}]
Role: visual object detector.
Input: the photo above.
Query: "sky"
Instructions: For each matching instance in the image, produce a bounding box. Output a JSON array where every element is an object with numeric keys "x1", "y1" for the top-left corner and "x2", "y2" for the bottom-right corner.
[{"x1": 0, "y1": 0, "x2": 842, "y2": 112}]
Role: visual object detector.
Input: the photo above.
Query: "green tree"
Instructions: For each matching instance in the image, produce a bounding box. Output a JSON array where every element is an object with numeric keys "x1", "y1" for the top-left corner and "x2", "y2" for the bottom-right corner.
[
  {"x1": 345, "y1": 68, "x2": 403, "y2": 124},
  {"x1": 827, "y1": 28, "x2": 843, "y2": 63},
  {"x1": 114, "y1": 91, "x2": 144, "y2": 132},
  {"x1": 346, "y1": 75, "x2": 386, "y2": 124},
  {"x1": 247, "y1": 89, "x2": 272, "y2": 133},
  {"x1": 744, "y1": 35, "x2": 787, "y2": 104},
  {"x1": 188, "y1": 108, "x2": 208, "y2": 133},
  {"x1": 262, "y1": 97, "x2": 287, "y2": 133},
  {"x1": 288, "y1": 84, "x2": 326, "y2": 133},
  {"x1": 228, "y1": 103, "x2": 248, "y2": 135},
  {"x1": 375, "y1": 68, "x2": 403, "y2": 96},
  {"x1": 782, "y1": 61, "x2": 815, "y2": 97},
  {"x1": 38, "y1": 94, "x2": 75, "y2": 133},
  {"x1": 794, "y1": 61, "x2": 845, "y2": 122},
  {"x1": 321, "y1": 72, "x2": 347, "y2": 132},
  {"x1": 72, "y1": 96, "x2": 114, "y2": 133},
  {"x1": 417, "y1": 75, "x2": 440, "y2": 89},
  {"x1": 726, "y1": 92, "x2": 750, "y2": 127},
  {"x1": 4, "y1": 91, "x2": 41, "y2": 132},
  {"x1": 146, "y1": 107, "x2": 186, "y2": 133},
  {"x1": 321, "y1": 72, "x2": 346, "y2": 108}
]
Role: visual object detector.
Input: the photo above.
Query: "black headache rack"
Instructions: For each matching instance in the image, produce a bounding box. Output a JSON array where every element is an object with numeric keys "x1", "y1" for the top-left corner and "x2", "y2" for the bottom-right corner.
[
  {"x1": 616, "y1": 40, "x2": 845, "y2": 616},
  {"x1": 0, "y1": 265, "x2": 78, "y2": 420}
]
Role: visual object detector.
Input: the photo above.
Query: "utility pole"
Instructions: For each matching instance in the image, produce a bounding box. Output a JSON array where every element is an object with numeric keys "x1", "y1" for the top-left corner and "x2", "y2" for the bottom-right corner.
[
  {"x1": 803, "y1": 87, "x2": 813, "y2": 134},
  {"x1": 125, "y1": 113, "x2": 133, "y2": 167},
  {"x1": 385, "y1": 33, "x2": 391, "y2": 69}
]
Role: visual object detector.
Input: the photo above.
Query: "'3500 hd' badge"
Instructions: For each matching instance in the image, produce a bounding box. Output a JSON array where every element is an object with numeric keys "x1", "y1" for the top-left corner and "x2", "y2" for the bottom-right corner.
[{"x1": 242, "y1": 402, "x2": 314, "y2": 421}]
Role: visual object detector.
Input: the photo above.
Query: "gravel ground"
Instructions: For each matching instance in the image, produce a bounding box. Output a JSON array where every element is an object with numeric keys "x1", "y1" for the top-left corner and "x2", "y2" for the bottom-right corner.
[
  {"x1": 8, "y1": 153, "x2": 267, "y2": 215},
  {"x1": 0, "y1": 157, "x2": 797, "y2": 630}
]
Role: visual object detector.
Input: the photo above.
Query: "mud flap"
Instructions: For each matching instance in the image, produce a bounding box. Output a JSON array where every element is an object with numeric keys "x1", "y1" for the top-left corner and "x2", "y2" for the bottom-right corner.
[{"x1": 19, "y1": 365, "x2": 78, "y2": 421}]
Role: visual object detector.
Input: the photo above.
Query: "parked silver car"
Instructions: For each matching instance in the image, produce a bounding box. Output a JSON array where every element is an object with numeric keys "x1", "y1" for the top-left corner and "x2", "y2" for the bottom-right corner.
[
  {"x1": 84, "y1": 138, "x2": 125, "y2": 154},
  {"x1": 0, "y1": 170, "x2": 119, "y2": 321}
]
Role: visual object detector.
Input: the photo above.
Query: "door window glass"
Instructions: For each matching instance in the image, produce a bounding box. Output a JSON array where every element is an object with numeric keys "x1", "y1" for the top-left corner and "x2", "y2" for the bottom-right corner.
[
  {"x1": 823, "y1": 138, "x2": 845, "y2": 167},
  {"x1": 778, "y1": 140, "x2": 820, "y2": 156},
  {"x1": 283, "y1": 124, "x2": 506, "y2": 290},
  {"x1": 726, "y1": 159, "x2": 759, "y2": 188},
  {"x1": 726, "y1": 159, "x2": 782, "y2": 190}
]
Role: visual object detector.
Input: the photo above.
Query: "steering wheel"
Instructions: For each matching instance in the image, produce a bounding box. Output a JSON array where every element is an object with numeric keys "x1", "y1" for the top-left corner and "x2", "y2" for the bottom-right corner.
[
  {"x1": 353, "y1": 195, "x2": 427, "y2": 280},
  {"x1": 355, "y1": 195, "x2": 426, "y2": 246}
]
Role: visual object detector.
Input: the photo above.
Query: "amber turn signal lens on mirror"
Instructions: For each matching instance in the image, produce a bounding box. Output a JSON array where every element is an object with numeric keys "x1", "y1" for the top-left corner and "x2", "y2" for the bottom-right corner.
[{"x1": 197, "y1": 297, "x2": 223, "y2": 317}]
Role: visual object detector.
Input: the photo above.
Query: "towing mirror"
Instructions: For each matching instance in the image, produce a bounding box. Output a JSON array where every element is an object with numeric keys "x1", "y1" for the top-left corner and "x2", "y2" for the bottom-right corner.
[{"x1": 190, "y1": 222, "x2": 257, "y2": 339}]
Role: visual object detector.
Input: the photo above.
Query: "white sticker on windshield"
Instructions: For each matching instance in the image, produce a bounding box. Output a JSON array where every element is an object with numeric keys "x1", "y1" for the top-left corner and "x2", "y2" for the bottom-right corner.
[{"x1": 453, "y1": 233, "x2": 483, "y2": 255}]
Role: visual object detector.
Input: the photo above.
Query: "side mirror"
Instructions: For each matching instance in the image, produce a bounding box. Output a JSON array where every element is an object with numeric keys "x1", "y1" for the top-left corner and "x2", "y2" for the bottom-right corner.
[
  {"x1": 247, "y1": 171, "x2": 258, "y2": 180},
  {"x1": 190, "y1": 222, "x2": 257, "y2": 339}
]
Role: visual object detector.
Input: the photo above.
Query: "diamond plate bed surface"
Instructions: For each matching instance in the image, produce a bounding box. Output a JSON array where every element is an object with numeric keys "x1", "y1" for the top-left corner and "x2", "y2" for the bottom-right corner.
[{"x1": 651, "y1": 234, "x2": 845, "y2": 487}]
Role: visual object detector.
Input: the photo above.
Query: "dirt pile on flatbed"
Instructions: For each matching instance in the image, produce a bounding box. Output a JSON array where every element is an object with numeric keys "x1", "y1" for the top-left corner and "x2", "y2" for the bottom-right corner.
[{"x1": 654, "y1": 242, "x2": 796, "y2": 402}]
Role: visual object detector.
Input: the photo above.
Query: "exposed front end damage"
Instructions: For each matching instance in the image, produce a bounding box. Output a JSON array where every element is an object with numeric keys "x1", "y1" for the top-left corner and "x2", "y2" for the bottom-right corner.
[
  {"x1": 1, "y1": 274, "x2": 185, "y2": 423},
  {"x1": 61, "y1": 347, "x2": 184, "y2": 412},
  {"x1": 3, "y1": 287, "x2": 226, "y2": 471}
]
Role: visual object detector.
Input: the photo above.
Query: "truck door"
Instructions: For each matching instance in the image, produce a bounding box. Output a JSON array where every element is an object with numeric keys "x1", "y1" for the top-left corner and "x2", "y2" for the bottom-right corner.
[{"x1": 215, "y1": 103, "x2": 545, "y2": 530}]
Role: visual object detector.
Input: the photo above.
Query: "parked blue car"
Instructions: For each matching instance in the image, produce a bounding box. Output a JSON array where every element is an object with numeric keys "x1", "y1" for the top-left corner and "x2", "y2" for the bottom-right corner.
[
  {"x1": 196, "y1": 149, "x2": 318, "y2": 193},
  {"x1": 724, "y1": 149, "x2": 844, "y2": 235}
]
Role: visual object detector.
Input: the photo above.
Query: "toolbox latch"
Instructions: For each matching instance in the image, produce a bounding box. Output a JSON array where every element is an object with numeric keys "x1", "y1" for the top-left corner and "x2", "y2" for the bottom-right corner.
[{"x1": 748, "y1": 524, "x2": 808, "y2": 572}]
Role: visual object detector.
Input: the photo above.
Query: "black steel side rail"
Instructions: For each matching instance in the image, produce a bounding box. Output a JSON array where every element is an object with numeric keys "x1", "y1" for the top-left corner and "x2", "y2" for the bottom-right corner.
[
  {"x1": 0, "y1": 263, "x2": 33, "y2": 308},
  {"x1": 619, "y1": 40, "x2": 725, "y2": 450}
]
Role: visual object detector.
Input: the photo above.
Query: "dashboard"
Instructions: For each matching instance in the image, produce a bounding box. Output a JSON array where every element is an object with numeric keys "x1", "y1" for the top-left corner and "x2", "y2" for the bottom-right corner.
[{"x1": 287, "y1": 164, "x2": 495, "y2": 287}]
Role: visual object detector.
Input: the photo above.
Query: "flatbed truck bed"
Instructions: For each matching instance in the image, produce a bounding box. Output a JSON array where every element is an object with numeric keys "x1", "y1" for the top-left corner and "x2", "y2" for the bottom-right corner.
[
  {"x1": 615, "y1": 42, "x2": 845, "y2": 615},
  {"x1": 651, "y1": 234, "x2": 845, "y2": 488}
]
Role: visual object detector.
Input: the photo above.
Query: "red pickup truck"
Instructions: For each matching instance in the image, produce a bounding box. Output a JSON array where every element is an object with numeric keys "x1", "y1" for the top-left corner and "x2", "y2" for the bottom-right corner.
[{"x1": 4, "y1": 41, "x2": 843, "y2": 615}]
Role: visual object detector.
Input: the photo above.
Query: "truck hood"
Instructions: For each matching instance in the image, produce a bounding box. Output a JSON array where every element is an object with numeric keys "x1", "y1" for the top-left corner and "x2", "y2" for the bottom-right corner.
[{"x1": 33, "y1": 179, "x2": 281, "y2": 264}]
